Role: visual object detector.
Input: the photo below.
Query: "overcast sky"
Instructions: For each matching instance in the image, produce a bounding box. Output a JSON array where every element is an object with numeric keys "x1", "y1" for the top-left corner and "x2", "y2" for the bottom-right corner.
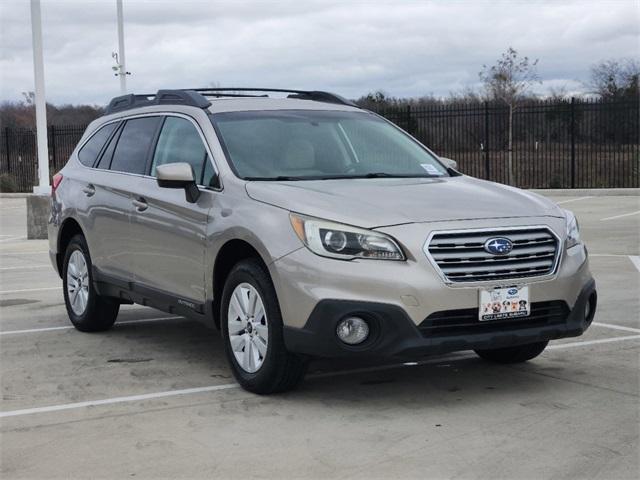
[{"x1": 1, "y1": 0, "x2": 638, "y2": 106}]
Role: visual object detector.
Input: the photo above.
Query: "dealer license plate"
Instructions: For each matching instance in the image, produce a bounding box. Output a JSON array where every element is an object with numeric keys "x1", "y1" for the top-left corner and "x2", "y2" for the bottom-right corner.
[{"x1": 479, "y1": 286, "x2": 530, "y2": 321}]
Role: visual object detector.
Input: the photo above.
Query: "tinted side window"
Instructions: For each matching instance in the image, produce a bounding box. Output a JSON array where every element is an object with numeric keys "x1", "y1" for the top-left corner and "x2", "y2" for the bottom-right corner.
[
  {"x1": 151, "y1": 117, "x2": 209, "y2": 183},
  {"x1": 110, "y1": 117, "x2": 161, "y2": 175},
  {"x1": 77, "y1": 123, "x2": 118, "y2": 166}
]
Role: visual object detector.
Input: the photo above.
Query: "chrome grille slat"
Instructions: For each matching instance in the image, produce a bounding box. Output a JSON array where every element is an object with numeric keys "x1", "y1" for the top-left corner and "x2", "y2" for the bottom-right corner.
[
  {"x1": 430, "y1": 231, "x2": 553, "y2": 245},
  {"x1": 437, "y1": 254, "x2": 556, "y2": 267},
  {"x1": 426, "y1": 227, "x2": 560, "y2": 283},
  {"x1": 442, "y1": 258, "x2": 553, "y2": 274},
  {"x1": 433, "y1": 245, "x2": 556, "y2": 261},
  {"x1": 429, "y1": 238, "x2": 556, "y2": 250}
]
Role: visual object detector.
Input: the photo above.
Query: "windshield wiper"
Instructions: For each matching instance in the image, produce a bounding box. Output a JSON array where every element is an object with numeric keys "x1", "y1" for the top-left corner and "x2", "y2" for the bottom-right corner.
[
  {"x1": 317, "y1": 172, "x2": 442, "y2": 180},
  {"x1": 243, "y1": 175, "x2": 302, "y2": 181}
]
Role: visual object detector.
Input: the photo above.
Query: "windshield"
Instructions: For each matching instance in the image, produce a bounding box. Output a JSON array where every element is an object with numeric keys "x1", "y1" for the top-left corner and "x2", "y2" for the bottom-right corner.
[{"x1": 210, "y1": 110, "x2": 449, "y2": 180}]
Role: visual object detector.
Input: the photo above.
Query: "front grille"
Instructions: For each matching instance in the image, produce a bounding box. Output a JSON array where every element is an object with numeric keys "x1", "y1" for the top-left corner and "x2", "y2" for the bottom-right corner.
[
  {"x1": 419, "y1": 301, "x2": 569, "y2": 337},
  {"x1": 426, "y1": 227, "x2": 560, "y2": 283}
]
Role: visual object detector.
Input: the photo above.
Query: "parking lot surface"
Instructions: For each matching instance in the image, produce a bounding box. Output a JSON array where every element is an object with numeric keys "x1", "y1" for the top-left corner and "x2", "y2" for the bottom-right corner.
[{"x1": 1, "y1": 194, "x2": 639, "y2": 479}]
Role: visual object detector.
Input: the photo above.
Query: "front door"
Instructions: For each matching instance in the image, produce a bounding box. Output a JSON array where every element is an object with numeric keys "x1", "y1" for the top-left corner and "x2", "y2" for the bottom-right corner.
[{"x1": 129, "y1": 115, "x2": 218, "y2": 311}]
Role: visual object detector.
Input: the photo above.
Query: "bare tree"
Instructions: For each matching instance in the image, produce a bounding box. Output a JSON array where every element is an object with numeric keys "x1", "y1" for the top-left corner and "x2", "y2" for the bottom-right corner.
[
  {"x1": 479, "y1": 47, "x2": 541, "y2": 185},
  {"x1": 589, "y1": 58, "x2": 639, "y2": 99}
]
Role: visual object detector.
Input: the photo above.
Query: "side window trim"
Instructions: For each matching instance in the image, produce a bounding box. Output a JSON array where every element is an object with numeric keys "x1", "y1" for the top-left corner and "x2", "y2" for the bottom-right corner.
[
  {"x1": 144, "y1": 116, "x2": 167, "y2": 176},
  {"x1": 198, "y1": 151, "x2": 208, "y2": 185}
]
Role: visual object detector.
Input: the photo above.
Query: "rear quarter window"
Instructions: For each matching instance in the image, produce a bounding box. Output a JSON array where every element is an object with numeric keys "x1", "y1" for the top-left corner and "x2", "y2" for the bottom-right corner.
[{"x1": 77, "y1": 123, "x2": 118, "y2": 167}]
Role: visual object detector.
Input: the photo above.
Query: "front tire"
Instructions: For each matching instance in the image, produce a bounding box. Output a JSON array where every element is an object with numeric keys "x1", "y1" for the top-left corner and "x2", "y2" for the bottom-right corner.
[
  {"x1": 220, "y1": 258, "x2": 307, "y2": 394},
  {"x1": 62, "y1": 234, "x2": 119, "y2": 332},
  {"x1": 474, "y1": 341, "x2": 548, "y2": 364}
]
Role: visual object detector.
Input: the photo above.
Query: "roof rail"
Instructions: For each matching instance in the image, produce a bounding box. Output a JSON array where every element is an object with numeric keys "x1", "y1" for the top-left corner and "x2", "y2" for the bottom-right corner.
[
  {"x1": 191, "y1": 88, "x2": 358, "y2": 107},
  {"x1": 104, "y1": 87, "x2": 357, "y2": 115},
  {"x1": 105, "y1": 89, "x2": 211, "y2": 115}
]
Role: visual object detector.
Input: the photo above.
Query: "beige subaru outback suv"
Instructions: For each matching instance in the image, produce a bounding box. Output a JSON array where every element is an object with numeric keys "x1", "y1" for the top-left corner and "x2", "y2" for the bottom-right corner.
[{"x1": 48, "y1": 88, "x2": 597, "y2": 394}]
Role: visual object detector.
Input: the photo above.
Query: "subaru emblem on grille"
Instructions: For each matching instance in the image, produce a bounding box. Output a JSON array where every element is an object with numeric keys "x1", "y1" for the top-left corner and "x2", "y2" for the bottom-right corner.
[{"x1": 484, "y1": 237, "x2": 513, "y2": 255}]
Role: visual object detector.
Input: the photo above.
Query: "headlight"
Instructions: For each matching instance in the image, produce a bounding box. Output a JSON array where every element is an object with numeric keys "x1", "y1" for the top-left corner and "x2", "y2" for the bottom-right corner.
[
  {"x1": 564, "y1": 209, "x2": 581, "y2": 248},
  {"x1": 289, "y1": 213, "x2": 405, "y2": 261}
]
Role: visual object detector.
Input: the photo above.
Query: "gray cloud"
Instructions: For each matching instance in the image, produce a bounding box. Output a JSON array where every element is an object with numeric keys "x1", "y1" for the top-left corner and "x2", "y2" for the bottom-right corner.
[{"x1": 1, "y1": 0, "x2": 638, "y2": 106}]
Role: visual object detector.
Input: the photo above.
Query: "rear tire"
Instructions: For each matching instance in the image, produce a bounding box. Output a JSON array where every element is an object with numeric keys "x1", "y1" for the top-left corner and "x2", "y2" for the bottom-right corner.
[
  {"x1": 474, "y1": 341, "x2": 548, "y2": 364},
  {"x1": 220, "y1": 258, "x2": 307, "y2": 394},
  {"x1": 62, "y1": 234, "x2": 119, "y2": 332}
]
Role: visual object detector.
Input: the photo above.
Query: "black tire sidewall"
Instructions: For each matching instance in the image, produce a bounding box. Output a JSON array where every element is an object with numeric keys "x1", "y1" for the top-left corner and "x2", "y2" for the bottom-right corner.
[
  {"x1": 220, "y1": 259, "x2": 287, "y2": 388},
  {"x1": 62, "y1": 235, "x2": 93, "y2": 324},
  {"x1": 62, "y1": 234, "x2": 117, "y2": 331}
]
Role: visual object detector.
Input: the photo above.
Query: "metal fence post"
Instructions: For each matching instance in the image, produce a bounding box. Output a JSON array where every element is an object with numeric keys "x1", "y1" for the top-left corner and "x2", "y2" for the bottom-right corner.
[
  {"x1": 570, "y1": 97, "x2": 576, "y2": 188},
  {"x1": 4, "y1": 127, "x2": 10, "y2": 173},
  {"x1": 406, "y1": 104, "x2": 412, "y2": 134},
  {"x1": 484, "y1": 101, "x2": 490, "y2": 179},
  {"x1": 49, "y1": 124, "x2": 56, "y2": 174}
]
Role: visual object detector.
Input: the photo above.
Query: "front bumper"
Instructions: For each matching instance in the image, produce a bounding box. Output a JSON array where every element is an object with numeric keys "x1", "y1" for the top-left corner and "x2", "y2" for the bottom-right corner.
[{"x1": 283, "y1": 279, "x2": 597, "y2": 359}]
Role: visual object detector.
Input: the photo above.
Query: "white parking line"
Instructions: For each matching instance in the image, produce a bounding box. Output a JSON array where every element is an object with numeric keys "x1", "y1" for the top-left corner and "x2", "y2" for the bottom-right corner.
[
  {"x1": 555, "y1": 196, "x2": 593, "y2": 205},
  {"x1": 546, "y1": 335, "x2": 640, "y2": 349},
  {"x1": 0, "y1": 384, "x2": 238, "y2": 419},
  {"x1": 592, "y1": 322, "x2": 640, "y2": 334},
  {"x1": 0, "y1": 265, "x2": 50, "y2": 271},
  {"x1": 1, "y1": 334, "x2": 638, "y2": 419},
  {"x1": 600, "y1": 210, "x2": 640, "y2": 221},
  {"x1": 629, "y1": 256, "x2": 640, "y2": 273},
  {"x1": 0, "y1": 316, "x2": 183, "y2": 336},
  {"x1": 0, "y1": 251, "x2": 49, "y2": 256},
  {"x1": 0, "y1": 236, "x2": 25, "y2": 243},
  {"x1": 0, "y1": 287, "x2": 59, "y2": 295}
]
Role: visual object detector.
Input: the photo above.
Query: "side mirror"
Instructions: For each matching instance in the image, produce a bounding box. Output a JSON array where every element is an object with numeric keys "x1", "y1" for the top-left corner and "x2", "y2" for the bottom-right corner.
[
  {"x1": 156, "y1": 162, "x2": 200, "y2": 203},
  {"x1": 440, "y1": 157, "x2": 458, "y2": 171}
]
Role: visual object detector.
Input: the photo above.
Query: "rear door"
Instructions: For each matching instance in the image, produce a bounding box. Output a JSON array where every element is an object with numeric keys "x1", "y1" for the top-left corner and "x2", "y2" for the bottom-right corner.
[
  {"x1": 87, "y1": 116, "x2": 162, "y2": 282},
  {"x1": 71, "y1": 120, "x2": 130, "y2": 281},
  {"x1": 129, "y1": 114, "x2": 218, "y2": 310}
]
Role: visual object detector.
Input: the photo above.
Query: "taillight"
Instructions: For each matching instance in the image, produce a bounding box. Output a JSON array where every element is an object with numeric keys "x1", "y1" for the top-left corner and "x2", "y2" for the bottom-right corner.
[{"x1": 51, "y1": 173, "x2": 63, "y2": 196}]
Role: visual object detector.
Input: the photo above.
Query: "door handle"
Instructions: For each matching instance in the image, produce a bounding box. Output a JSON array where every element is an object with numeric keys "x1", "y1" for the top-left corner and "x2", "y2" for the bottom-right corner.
[
  {"x1": 132, "y1": 197, "x2": 148, "y2": 212},
  {"x1": 82, "y1": 184, "x2": 95, "y2": 197}
]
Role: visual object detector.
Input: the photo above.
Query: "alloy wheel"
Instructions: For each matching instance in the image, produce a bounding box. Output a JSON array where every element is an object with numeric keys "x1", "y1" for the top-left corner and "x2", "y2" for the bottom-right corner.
[
  {"x1": 67, "y1": 250, "x2": 89, "y2": 315},
  {"x1": 227, "y1": 282, "x2": 269, "y2": 373}
]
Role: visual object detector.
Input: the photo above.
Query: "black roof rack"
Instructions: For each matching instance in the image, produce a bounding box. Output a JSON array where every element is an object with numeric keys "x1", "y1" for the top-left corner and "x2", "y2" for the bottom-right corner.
[
  {"x1": 191, "y1": 88, "x2": 358, "y2": 107},
  {"x1": 105, "y1": 88, "x2": 357, "y2": 115},
  {"x1": 105, "y1": 89, "x2": 212, "y2": 115}
]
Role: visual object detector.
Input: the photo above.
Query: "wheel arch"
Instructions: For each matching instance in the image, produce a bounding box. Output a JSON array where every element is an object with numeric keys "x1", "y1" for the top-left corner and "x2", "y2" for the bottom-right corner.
[
  {"x1": 56, "y1": 217, "x2": 85, "y2": 277},
  {"x1": 212, "y1": 239, "x2": 271, "y2": 329}
]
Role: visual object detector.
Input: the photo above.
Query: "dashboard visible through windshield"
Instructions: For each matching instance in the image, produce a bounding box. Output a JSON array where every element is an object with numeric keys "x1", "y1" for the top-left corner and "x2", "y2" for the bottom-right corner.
[{"x1": 210, "y1": 110, "x2": 449, "y2": 180}]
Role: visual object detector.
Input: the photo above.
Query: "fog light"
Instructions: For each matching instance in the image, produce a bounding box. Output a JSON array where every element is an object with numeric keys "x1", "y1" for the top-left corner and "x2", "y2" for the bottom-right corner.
[{"x1": 336, "y1": 316, "x2": 369, "y2": 345}]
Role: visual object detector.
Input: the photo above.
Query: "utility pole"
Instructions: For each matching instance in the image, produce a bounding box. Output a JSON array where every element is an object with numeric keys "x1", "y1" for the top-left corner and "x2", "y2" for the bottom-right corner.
[
  {"x1": 116, "y1": 0, "x2": 127, "y2": 94},
  {"x1": 30, "y1": 0, "x2": 49, "y2": 194}
]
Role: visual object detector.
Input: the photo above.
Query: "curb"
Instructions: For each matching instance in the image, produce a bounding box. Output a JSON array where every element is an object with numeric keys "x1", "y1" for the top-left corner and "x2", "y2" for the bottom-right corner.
[
  {"x1": 0, "y1": 193, "x2": 49, "y2": 198},
  {"x1": 530, "y1": 188, "x2": 639, "y2": 196}
]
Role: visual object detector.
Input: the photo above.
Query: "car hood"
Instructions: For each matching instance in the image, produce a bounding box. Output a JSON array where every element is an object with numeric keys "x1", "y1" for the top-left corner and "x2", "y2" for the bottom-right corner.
[{"x1": 245, "y1": 176, "x2": 564, "y2": 228}]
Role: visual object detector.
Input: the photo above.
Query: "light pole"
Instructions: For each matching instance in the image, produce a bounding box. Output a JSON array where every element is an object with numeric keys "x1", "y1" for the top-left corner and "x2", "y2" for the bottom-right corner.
[
  {"x1": 30, "y1": 0, "x2": 50, "y2": 195},
  {"x1": 115, "y1": 0, "x2": 127, "y2": 94}
]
